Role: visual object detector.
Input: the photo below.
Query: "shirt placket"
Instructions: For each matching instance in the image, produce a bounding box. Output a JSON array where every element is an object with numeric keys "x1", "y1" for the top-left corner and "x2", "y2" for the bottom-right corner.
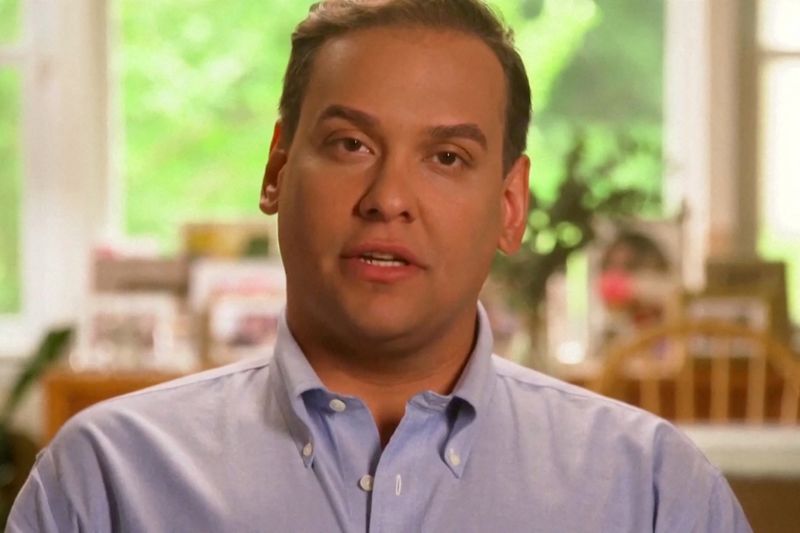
[
  {"x1": 367, "y1": 396, "x2": 454, "y2": 533},
  {"x1": 310, "y1": 392, "x2": 383, "y2": 532}
]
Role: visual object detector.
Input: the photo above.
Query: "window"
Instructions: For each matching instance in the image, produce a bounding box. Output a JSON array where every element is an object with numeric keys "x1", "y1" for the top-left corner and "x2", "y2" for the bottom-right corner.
[
  {"x1": 0, "y1": 69, "x2": 21, "y2": 315},
  {"x1": 117, "y1": 1, "x2": 310, "y2": 250},
  {"x1": 757, "y1": 0, "x2": 800, "y2": 322},
  {"x1": 117, "y1": 0, "x2": 664, "y2": 251},
  {"x1": 0, "y1": 0, "x2": 20, "y2": 42},
  {"x1": 0, "y1": 0, "x2": 112, "y2": 357},
  {"x1": 525, "y1": 0, "x2": 663, "y2": 206},
  {"x1": 0, "y1": 0, "x2": 22, "y2": 315}
]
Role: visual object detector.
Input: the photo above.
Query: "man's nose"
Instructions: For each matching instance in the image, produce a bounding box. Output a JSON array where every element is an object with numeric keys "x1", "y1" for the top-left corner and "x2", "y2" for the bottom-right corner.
[{"x1": 356, "y1": 155, "x2": 417, "y2": 223}]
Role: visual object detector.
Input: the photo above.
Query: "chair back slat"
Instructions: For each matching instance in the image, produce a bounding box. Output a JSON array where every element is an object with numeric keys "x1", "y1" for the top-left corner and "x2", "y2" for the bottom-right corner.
[
  {"x1": 781, "y1": 382, "x2": 799, "y2": 424},
  {"x1": 675, "y1": 336, "x2": 695, "y2": 422},
  {"x1": 710, "y1": 337, "x2": 731, "y2": 422},
  {"x1": 747, "y1": 352, "x2": 767, "y2": 424},
  {"x1": 767, "y1": 335, "x2": 800, "y2": 425},
  {"x1": 640, "y1": 373, "x2": 661, "y2": 415}
]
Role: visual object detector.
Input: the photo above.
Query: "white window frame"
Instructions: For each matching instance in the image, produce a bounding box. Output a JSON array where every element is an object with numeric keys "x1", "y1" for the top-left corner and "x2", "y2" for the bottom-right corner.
[
  {"x1": 664, "y1": 0, "x2": 757, "y2": 289},
  {"x1": 0, "y1": 0, "x2": 113, "y2": 358},
  {"x1": 757, "y1": 2, "x2": 800, "y2": 239}
]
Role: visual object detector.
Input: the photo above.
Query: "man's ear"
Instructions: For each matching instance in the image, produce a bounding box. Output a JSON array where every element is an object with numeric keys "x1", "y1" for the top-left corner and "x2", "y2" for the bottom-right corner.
[
  {"x1": 260, "y1": 121, "x2": 288, "y2": 215},
  {"x1": 497, "y1": 155, "x2": 531, "y2": 254}
]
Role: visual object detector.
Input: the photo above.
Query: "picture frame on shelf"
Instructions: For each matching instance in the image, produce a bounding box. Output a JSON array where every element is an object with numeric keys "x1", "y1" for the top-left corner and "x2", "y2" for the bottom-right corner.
[
  {"x1": 189, "y1": 259, "x2": 286, "y2": 365},
  {"x1": 681, "y1": 290, "x2": 772, "y2": 359},
  {"x1": 586, "y1": 217, "x2": 684, "y2": 355},
  {"x1": 74, "y1": 293, "x2": 180, "y2": 370},
  {"x1": 188, "y1": 259, "x2": 286, "y2": 313},
  {"x1": 704, "y1": 259, "x2": 790, "y2": 342},
  {"x1": 206, "y1": 293, "x2": 284, "y2": 366},
  {"x1": 683, "y1": 291, "x2": 772, "y2": 333},
  {"x1": 182, "y1": 220, "x2": 273, "y2": 260}
]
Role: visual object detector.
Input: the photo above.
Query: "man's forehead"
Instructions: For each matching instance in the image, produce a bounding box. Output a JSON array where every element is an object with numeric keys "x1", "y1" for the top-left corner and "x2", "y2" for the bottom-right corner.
[{"x1": 299, "y1": 25, "x2": 507, "y2": 135}]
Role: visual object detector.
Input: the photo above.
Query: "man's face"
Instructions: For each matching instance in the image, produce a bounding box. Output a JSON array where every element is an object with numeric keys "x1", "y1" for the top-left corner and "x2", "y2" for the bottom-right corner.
[{"x1": 262, "y1": 26, "x2": 529, "y2": 352}]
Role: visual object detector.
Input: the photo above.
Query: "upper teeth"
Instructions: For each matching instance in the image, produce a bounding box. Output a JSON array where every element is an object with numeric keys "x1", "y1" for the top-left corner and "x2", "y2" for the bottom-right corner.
[
  {"x1": 366, "y1": 252, "x2": 397, "y2": 260},
  {"x1": 360, "y1": 252, "x2": 406, "y2": 266}
]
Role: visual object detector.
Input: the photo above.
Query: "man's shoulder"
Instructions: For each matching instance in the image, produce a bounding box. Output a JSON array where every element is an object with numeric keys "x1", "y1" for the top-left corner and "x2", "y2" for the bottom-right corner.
[
  {"x1": 489, "y1": 354, "x2": 713, "y2": 461},
  {"x1": 490, "y1": 354, "x2": 630, "y2": 410},
  {"x1": 94, "y1": 355, "x2": 272, "y2": 405},
  {"x1": 123, "y1": 356, "x2": 274, "y2": 398},
  {"x1": 486, "y1": 355, "x2": 749, "y2": 532},
  {"x1": 52, "y1": 356, "x2": 276, "y2": 447}
]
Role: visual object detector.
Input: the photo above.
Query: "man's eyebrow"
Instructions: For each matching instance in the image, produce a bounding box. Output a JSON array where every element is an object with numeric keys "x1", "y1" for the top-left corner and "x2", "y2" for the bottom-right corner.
[
  {"x1": 427, "y1": 124, "x2": 488, "y2": 150},
  {"x1": 317, "y1": 104, "x2": 379, "y2": 129}
]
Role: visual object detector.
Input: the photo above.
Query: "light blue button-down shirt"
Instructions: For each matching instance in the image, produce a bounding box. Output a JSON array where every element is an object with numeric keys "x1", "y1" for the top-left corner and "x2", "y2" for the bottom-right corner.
[{"x1": 9, "y1": 305, "x2": 751, "y2": 532}]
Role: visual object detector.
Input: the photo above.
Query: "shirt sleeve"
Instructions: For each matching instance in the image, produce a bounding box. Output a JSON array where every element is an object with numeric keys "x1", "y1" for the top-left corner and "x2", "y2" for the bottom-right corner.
[
  {"x1": 6, "y1": 456, "x2": 81, "y2": 533},
  {"x1": 651, "y1": 422, "x2": 753, "y2": 533},
  {"x1": 689, "y1": 472, "x2": 752, "y2": 533}
]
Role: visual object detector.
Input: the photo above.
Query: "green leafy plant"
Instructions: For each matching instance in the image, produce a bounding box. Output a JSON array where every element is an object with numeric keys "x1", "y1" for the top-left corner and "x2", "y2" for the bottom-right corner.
[
  {"x1": 0, "y1": 327, "x2": 73, "y2": 525},
  {"x1": 492, "y1": 128, "x2": 661, "y2": 316}
]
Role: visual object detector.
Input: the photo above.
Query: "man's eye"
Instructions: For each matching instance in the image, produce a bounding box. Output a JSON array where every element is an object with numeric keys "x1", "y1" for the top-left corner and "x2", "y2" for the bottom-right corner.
[
  {"x1": 340, "y1": 138, "x2": 366, "y2": 152},
  {"x1": 435, "y1": 151, "x2": 461, "y2": 166}
]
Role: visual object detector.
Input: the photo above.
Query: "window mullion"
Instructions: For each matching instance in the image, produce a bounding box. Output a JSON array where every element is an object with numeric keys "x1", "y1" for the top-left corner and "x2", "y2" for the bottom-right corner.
[{"x1": 1, "y1": 0, "x2": 112, "y2": 358}]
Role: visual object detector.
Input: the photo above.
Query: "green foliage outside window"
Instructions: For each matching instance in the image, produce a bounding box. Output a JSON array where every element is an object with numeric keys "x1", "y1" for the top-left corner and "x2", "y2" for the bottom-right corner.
[
  {"x1": 0, "y1": 0, "x2": 22, "y2": 314},
  {"x1": 119, "y1": 0, "x2": 311, "y2": 248},
  {"x1": 0, "y1": 0, "x2": 20, "y2": 43},
  {"x1": 120, "y1": 0, "x2": 664, "y2": 251},
  {"x1": 0, "y1": 70, "x2": 21, "y2": 314},
  {"x1": 489, "y1": 0, "x2": 663, "y2": 320}
]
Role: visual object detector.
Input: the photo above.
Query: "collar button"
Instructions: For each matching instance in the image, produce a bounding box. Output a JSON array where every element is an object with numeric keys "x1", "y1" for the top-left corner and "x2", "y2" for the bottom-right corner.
[{"x1": 329, "y1": 398, "x2": 347, "y2": 412}]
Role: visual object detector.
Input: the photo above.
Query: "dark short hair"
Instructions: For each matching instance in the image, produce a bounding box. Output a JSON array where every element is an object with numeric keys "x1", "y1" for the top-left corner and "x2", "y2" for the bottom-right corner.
[{"x1": 278, "y1": 0, "x2": 532, "y2": 171}]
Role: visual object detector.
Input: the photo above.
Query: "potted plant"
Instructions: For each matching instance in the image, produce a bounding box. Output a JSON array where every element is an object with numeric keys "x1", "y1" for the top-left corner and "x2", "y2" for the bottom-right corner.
[{"x1": 0, "y1": 327, "x2": 73, "y2": 525}]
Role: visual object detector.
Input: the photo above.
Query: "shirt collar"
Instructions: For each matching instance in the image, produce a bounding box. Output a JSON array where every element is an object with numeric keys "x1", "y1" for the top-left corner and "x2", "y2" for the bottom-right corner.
[
  {"x1": 269, "y1": 312, "x2": 324, "y2": 467},
  {"x1": 448, "y1": 302, "x2": 496, "y2": 412},
  {"x1": 437, "y1": 302, "x2": 496, "y2": 477},
  {"x1": 270, "y1": 302, "x2": 497, "y2": 475}
]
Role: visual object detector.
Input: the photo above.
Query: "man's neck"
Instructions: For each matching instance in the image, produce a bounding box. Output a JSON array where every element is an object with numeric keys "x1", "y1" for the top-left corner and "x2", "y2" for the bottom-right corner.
[{"x1": 288, "y1": 312, "x2": 478, "y2": 446}]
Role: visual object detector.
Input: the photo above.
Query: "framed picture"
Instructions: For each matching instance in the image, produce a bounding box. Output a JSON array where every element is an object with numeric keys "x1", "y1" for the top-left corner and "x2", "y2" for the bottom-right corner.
[
  {"x1": 683, "y1": 291, "x2": 771, "y2": 333},
  {"x1": 183, "y1": 220, "x2": 274, "y2": 260},
  {"x1": 74, "y1": 293, "x2": 179, "y2": 370},
  {"x1": 682, "y1": 291, "x2": 772, "y2": 358},
  {"x1": 586, "y1": 217, "x2": 684, "y2": 354},
  {"x1": 188, "y1": 259, "x2": 286, "y2": 313},
  {"x1": 704, "y1": 259, "x2": 790, "y2": 342},
  {"x1": 189, "y1": 259, "x2": 286, "y2": 365},
  {"x1": 206, "y1": 293, "x2": 284, "y2": 365}
]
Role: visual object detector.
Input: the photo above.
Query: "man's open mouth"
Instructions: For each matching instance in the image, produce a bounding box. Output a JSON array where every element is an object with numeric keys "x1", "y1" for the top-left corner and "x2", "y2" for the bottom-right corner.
[{"x1": 359, "y1": 252, "x2": 409, "y2": 267}]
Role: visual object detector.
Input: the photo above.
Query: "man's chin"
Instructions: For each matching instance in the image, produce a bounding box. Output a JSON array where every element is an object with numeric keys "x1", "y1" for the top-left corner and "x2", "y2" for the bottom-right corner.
[{"x1": 341, "y1": 311, "x2": 420, "y2": 343}]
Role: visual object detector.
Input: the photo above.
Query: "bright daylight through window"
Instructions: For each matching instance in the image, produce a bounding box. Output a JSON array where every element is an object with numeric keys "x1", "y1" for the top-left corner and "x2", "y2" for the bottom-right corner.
[
  {"x1": 758, "y1": 0, "x2": 800, "y2": 322},
  {"x1": 0, "y1": 0, "x2": 22, "y2": 315},
  {"x1": 117, "y1": 0, "x2": 664, "y2": 252}
]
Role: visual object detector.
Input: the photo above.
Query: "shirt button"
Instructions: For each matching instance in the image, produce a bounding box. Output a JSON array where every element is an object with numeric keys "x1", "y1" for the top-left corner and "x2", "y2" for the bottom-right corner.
[
  {"x1": 359, "y1": 474, "x2": 374, "y2": 492},
  {"x1": 302, "y1": 442, "x2": 313, "y2": 457},
  {"x1": 448, "y1": 449, "x2": 461, "y2": 466},
  {"x1": 329, "y1": 398, "x2": 347, "y2": 412}
]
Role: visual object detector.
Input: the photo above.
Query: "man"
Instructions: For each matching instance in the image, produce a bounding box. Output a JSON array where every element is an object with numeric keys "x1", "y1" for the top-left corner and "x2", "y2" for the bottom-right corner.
[{"x1": 9, "y1": 0, "x2": 751, "y2": 531}]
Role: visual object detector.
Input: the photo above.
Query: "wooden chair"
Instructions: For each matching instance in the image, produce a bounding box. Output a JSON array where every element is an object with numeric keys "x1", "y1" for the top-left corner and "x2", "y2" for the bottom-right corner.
[{"x1": 592, "y1": 320, "x2": 800, "y2": 424}]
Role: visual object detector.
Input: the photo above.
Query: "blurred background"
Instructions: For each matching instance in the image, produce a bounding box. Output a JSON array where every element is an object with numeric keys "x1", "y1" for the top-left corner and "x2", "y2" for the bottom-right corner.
[{"x1": 1, "y1": 0, "x2": 799, "y2": 529}]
